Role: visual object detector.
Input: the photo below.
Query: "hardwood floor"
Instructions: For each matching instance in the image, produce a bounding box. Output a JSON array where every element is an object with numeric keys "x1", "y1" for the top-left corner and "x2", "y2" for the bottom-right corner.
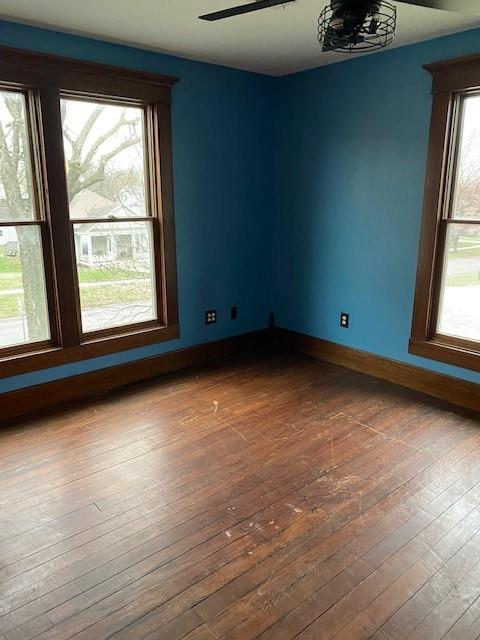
[{"x1": 0, "y1": 353, "x2": 479, "y2": 640}]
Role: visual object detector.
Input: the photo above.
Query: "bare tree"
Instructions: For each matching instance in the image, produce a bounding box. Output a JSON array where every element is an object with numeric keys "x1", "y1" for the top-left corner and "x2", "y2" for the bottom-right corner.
[
  {"x1": 61, "y1": 102, "x2": 140, "y2": 200},
  {"x1": 445, "y1": 131, "x2": 480, "y2": 254},
  {"x1": 0, "y1": 95, "x2": 140, "y2": 340}
]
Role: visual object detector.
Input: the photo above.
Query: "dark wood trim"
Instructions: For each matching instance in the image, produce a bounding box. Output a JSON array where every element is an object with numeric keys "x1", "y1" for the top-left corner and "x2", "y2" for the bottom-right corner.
[
  {"x1": 0, "y1": 45, "x2": 178, "y2": 102},
  {"x1": 1, "y1": 330, "x2": 267, "y2": 421},
  {"x1": 425, "y1": 53, "x2": 480, "y2": 95},
  {"x1": 70, "y1": 216, "x2": 152, "y2": 225},
  {"x1": 0, "y1": 220, "x2": 40, "y2": 226},
  {"x1": 425, "y1": 53, "x2": 480, "y2": 74},
  {"x1": 410, "y1": 55, "x2": 480, "y2": 372},
  {"x1": 0, "y1": 324, "x2": 180, "y2": 378},
  {"x1": 38, "y1": 86, "x2": 82, "y2": 347},
  {"x1": 443, "y1": 219, "x2": 480, "y2": 225},
  {"x1": 154, "y1": 101, "x2": 179, "y2": 327},
  {"x1": 410, "y1": 91, "x2": 452, "y2": 341},
  {"x1": 275, "y1": 329, "x2": 480, "y2": 413},
  {"x1": 80, "y1": 318, "x2": 161, "y2": 342},
  {"x1": 0, "y1": 337, "x2": 51, "y2": 360},
  {"x1": 409, "y1": 337, "x2": 480, "y2": 373}
]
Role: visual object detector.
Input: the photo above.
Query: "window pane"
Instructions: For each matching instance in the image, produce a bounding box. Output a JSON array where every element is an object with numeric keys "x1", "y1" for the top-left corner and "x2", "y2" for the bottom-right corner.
[
  {"x1": 452, "y1": 95, "x2": 480, "y2": 221},
  {"x1": 437, "y1": 224, "x2": 480, "y2": 342},
  {"x1": 0, "y1": 226, "x2": 50, "y2": 349},
  {"x1": 61, "y1": 99, "x2": 148, "y2": 219},
  {"x1": 0, "y1": 91, "x2": 35, "y2": 221},
  {"x1": 74, "y1": 221, "x2": 156, "y2": 333}
]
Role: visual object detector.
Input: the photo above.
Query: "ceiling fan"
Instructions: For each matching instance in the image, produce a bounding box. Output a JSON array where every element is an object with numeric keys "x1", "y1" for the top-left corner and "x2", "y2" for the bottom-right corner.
[{"x1": 199, "y1": 0, "x2": 480, "y2": 53}]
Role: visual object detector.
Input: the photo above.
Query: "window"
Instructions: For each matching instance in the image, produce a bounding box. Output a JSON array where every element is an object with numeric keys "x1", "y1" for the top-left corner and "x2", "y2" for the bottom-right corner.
[
  {"x1": 410, "y1": 55, "x2": 480, "y2": 372},
  {"x1": 62, "y1": 98, "x2": 157, "y2": 335},
  {"x1": 0, "y1": 47, "x2": 178, "y2": 378},
  {"x1": 0, "y1": 90, "x2": 52, "y2": 353}
]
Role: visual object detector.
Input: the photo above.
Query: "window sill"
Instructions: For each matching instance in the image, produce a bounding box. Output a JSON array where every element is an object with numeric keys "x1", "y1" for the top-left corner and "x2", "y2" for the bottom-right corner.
[
  {"x1": 0, "y1": 323, "x2": 180, "y2": 379},
  {"x1": 409, "y1": 337, "x2": 480, "y2": 373}
]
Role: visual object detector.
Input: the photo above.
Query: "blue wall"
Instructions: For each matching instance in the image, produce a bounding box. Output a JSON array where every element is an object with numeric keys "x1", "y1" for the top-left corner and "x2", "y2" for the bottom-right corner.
[
  {"x1": 0, "y1": 21, "x2": 479, "y2": 393},
  {"x1": 0, "y1": 21, "x2": 275, "y2": 393},
  {"x1": 272, "y1": 29, "x2": 480, "y2": 385}
]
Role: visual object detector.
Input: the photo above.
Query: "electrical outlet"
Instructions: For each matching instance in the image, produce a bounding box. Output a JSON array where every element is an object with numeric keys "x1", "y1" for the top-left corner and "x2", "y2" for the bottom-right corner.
[
  {"x1": 340, "y1": 312, "x2": 349, "y2": 328},
  {"x1": 205, "y1": 309, "x2": 217, "y2": 325},
  {"x1": 231, "y1": 306, "x2": 238, "y2": 320}
]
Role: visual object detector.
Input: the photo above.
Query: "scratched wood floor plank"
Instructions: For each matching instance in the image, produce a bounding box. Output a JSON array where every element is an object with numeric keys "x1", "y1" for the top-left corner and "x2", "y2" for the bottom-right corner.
[{"x1": 0, "y1": 353, "x2": 479, "y2": 640}]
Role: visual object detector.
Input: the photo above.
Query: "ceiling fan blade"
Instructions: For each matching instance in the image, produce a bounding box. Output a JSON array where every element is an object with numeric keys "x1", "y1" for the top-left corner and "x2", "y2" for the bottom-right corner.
[
  {"x1": 399, "y1": 0, "x2": 480, "y2": 14},
  {"x1": 199, "y1": 0, "x2": 296, "y2": 21}
]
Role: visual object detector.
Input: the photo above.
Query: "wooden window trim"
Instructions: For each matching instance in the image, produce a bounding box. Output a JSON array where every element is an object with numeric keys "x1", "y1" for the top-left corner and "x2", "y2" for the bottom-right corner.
[
  {"x1": 0, "y1": 47, "x2": 179, "y2": 379},
  {"x1": 410, "y1": 53, "x2": 480, "y2": 372}
]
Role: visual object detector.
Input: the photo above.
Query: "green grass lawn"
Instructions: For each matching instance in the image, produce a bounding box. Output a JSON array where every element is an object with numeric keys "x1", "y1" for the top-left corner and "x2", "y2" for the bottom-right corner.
[
  {"x1": 0, "y1": 294, "x2": 20, "y2": 318},
  {"x1": 0, "y1": 267, "x2": 146, "y2": 290},
  {"x1": 0, "y1": 253, "x2": 21, "y2": 273},
  {"x1": 77, "y1": 266, "x2": 147, "y2": 283},
  {"x1": 0, "y1": 249, "x2": 151, "y2": 318},
  {"x1": 0, "y1": 252, "x2": 145, "y2": 282},
  {"x1": 0, "y1": 272, "x2": 22, "y2": 291},
  {"x1": 79, "y1": 283, "x2": 151, "y2": 309},
  {"x1": 449, "y1": 236, "x2": 480, "y2": 259},
  {"x1": 446, "y1": 272, "x2": 480, "y2": 287},
  {"x1": 449, "y1": 248, "x2": 480, "y2": 259},
  {"x1": 0, "y1": 284, "x2": 151, "y2": 319}
]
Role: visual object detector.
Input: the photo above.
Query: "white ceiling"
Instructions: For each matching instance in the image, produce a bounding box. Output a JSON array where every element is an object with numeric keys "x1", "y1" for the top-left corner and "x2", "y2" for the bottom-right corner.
[{"x1": 0, "y1": 1, "x2": 479, "y2": 76}]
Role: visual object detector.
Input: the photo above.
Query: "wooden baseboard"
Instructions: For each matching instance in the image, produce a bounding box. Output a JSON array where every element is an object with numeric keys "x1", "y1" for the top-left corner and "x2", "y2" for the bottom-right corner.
[
  {"x1": 1, "y1": 330, "x2": 268, "y2": 421},
  {"x1": 273, "y1": 328, "x2": 480, "y2": 413},
  {"x1": 2, "y1": 327, "x2": 477, "y2": 421}
]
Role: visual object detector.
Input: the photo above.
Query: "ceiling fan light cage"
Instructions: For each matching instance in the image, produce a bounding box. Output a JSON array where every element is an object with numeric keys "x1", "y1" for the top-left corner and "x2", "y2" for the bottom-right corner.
[{"x1": 318, "y1": 1, "x2": 397, "y2": 53}]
